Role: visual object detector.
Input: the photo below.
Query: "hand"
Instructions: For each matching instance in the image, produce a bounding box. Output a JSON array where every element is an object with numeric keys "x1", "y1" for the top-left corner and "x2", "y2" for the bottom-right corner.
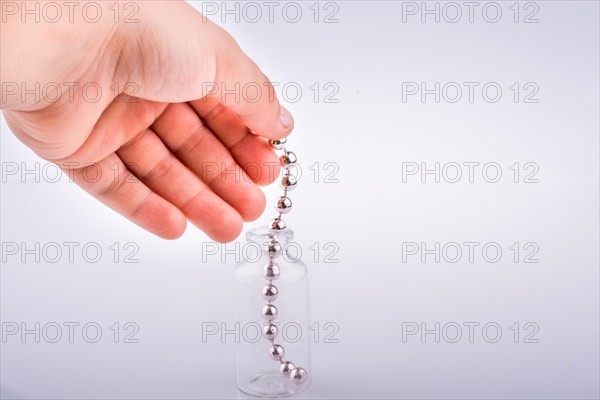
[{"x1": 0, "y1": 0, "x2": 293, "y2": 242}]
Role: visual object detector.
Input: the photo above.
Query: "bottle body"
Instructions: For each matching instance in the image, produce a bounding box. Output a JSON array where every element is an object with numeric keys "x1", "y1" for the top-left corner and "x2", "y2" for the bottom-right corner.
[{"x1": 234, "y1": 227, "x2": 310, "y2": 397}]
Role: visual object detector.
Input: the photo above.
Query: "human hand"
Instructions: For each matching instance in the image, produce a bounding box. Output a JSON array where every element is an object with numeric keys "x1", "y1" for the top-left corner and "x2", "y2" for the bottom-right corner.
[{"x1": 0, "y1": 0, "x2": 292, "y2": 242}]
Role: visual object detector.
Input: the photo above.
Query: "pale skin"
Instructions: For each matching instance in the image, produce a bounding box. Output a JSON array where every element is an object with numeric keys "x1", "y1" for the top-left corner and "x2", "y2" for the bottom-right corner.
[{"x1": 0, "y1": 0, "x2": 293, "y2": 242}]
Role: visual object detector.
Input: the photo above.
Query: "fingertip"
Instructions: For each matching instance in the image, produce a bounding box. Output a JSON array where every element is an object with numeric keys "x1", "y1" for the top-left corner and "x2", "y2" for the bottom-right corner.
[
  {"x1": 209, "y1": 210, "x2": 244, "y2": 243},
  {"x1": 141, "y1": 197, "x2": 187, "y2": 240},
  {"x1": 255, "y1": 104, "x2": 294, "y2": 140},
  {"x1": 159, "y1": 212, "x2": 188, "y2": 240},
  {"x1": 254, "y1": 145, "x2": 281, "y2": 186},
  {"x1": 279, "y1": 105, "x2": 294, "y2": 133},
  {"x1": 240, "y1": 187, "x2": 266, "y2": 223}
]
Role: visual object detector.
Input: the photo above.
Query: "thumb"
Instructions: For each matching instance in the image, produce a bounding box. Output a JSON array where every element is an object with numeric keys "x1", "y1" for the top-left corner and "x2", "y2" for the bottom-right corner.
[{"x1": 120, "y1": 0, "x2": 293, "y2": 139}]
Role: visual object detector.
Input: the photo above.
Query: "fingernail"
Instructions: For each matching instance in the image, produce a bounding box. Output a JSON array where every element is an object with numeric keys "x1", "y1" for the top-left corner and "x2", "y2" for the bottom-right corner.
[{"x1": 280, "y1": 106, "x2": 293, "y2": 129}]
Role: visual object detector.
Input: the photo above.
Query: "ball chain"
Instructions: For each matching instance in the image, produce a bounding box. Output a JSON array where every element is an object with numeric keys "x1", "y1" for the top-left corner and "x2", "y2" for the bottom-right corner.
[{"x1": 259, "y1": 137, "x2": 308, "y2": 385}]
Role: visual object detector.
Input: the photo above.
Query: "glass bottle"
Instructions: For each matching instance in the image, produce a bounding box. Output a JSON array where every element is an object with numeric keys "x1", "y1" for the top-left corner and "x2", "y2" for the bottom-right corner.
[{"x1": 234, "y1": 226, "x2": 311, "y2": 398}]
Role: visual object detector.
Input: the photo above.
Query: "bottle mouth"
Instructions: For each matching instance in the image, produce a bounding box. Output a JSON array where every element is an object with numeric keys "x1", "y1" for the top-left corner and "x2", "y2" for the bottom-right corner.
[{"x1": 246, "y1": 225, "x2": 294, "y2": 244}]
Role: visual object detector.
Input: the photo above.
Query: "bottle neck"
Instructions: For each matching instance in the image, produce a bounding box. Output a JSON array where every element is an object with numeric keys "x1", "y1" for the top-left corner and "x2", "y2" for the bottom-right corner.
[{"x1": 246, "y1": 226, "x2": 294, "y2": 246}]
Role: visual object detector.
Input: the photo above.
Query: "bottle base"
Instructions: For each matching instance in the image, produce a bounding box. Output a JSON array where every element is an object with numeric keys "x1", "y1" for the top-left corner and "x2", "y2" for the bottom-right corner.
[{"x1": 238, "y1": 371, "x2": 310, "y2": 398}]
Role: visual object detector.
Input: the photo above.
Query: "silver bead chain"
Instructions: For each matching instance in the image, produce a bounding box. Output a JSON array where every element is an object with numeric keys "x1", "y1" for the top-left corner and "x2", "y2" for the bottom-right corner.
[{"x1": 260, "y1": 137, "x2": 308, "y2": 385}]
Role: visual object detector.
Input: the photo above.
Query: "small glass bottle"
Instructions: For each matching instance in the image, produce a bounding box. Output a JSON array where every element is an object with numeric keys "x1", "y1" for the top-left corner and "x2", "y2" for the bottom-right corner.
[{"x1": 234, "y1": 226, "x2": 311, "y2": 398}]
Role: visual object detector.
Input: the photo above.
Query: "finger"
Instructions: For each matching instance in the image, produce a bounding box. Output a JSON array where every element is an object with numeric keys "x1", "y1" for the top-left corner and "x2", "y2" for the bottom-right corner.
[
  {"x1": 54, "y1": 94, "x2": 167, "y2": 165},
  {"x1": 189, "y1": 96, "x2": 281, "y2": 186},
  {"x1": 151, "y1": 103, "x2": 267, "y2": 221},
  {"x1": 119, "y1": 1, "x2": 293, "y2": 139},
  {"x1": 208, "y1": 26, "x2": 294, "y2": 139},
  {"x1": 116, "y1": 128, "x2": 243, "y2": 242},
  {"x1": 67, "y1": 153, "x2": 186, "y2": 240}
]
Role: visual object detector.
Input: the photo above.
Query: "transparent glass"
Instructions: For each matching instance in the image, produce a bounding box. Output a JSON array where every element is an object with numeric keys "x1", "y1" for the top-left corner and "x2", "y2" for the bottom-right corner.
[{"x1": 234, "y1": 226, "x2": 311, "y2": 398}]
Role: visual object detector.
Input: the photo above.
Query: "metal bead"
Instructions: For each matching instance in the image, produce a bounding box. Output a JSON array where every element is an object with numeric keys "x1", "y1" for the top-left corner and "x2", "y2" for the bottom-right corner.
[
  {"x1": 266, "y1": 241, "x2": 282, "y2": 255},
  {"x1": 270, "y1": 218, "x2": 286, "y2": 231},
  {"x1": 269, "y1": 344, "x2": 285, "y2": 361},
  {"x1": 289, "y1": 367, "x2": 308, "y2": 384},
  {"x1": 263, "y1": 324, "x2": 278, "y2": 341},
  {"x1": 262, "y1": 304, "x2": 278, "y2": 321},
  {"x1": 280, "y1": 361, "x2": 295, "y2": 374},
  {"x1": 262, "y1": 284, "x2": 279, "y2": 301},
  {"x1": 269, "y1": 138, "x2": 287, "y2": 150},
  {"x1": 263, "y1": 262, "x2": 280, "y2": 280},
  {"x1": 282, "y1": 165, "x2": 298, "y2": 177},
  {"x1": 280, "y1": 176, "x2": 297, "y2": 191},
  {"x1": 275, "y1": 196, "x2": 292, "y2": 214},
  {"x1": 280, "y1": 151, "x2": 297, "y2": 167}
]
